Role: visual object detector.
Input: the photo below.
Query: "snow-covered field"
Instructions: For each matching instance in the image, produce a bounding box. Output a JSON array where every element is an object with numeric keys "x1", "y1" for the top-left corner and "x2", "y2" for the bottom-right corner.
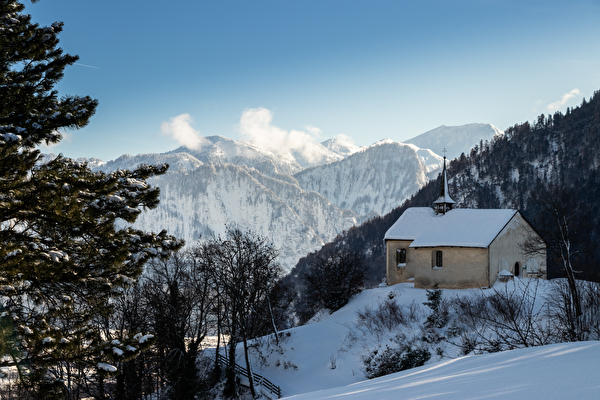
[{"x1": 229, "y1": 281, "x2": 599, "y2": 399}]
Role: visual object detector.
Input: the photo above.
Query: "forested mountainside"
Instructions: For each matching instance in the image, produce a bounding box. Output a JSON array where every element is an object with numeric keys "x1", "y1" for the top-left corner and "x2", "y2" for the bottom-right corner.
[{"x1": 284, "y1": 90, "x2": 600, "y2": 323}]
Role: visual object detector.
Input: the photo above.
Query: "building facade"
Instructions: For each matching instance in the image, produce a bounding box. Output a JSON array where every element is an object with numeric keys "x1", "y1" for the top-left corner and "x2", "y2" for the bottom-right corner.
[{"x1": 385, "y1": 157, "x2": 546, "y2": 289}]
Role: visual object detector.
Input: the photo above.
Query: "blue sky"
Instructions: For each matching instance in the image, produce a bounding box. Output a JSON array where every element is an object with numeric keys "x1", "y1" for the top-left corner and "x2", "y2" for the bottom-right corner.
[{"x1": 28, "y1": 0, "x2": 600, "y2": 161}]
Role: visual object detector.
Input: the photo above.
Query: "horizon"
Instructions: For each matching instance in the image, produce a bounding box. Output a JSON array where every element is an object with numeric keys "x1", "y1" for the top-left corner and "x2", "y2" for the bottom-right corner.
[{"x1": 27, "y1": 0, "x2": 600, "y2": 161}]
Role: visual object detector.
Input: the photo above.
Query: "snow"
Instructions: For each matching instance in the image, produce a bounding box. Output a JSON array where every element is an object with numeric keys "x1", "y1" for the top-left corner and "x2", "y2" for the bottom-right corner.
[
  {"x1": 232, "y1": 281, "x2": 598, "y2": 400},
  {"x1": 134, "y1": 333, "x2": 153, "y2": 343},
  {"x1": 283, "y1": 341, "x2": 600, "y2": 400},
  {"x1": 97, "y1": 363, "x2": 117, "y2": 373},
  {"x1": 384, "y1": 207, "x2": 517, "y2": 248}
]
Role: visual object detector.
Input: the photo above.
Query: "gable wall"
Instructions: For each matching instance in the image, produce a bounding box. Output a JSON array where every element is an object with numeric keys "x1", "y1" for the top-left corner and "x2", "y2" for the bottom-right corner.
[
  {"x1": 489, "y1": 213, "x2": 547, "y2": 282},
  {"x1": 412, "y1": 246, "x2": 489, "y2": 289},
  {"x1": 386, "y1": 240, "x2": 415, "y2": 285}
]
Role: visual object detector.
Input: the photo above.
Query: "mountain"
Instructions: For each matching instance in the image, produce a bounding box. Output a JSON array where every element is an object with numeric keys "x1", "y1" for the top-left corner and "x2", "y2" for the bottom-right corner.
[
  {"x1": 92, "y1": 152, "x2": 203, "y2": 173},
  {"x1": 80, "y1": 123, "x2": 495, "y2": 271},
  {"x1": 294, "y1": 140, "x2": 442, "y2": 218},
  {"x1": 117, "y1": 163, "x2": 358, "y2": 270},
  {"x1": 405, "y1": 123, "x2": 503, "y2": 160},
  {"x1": 320, "y1": 137, "x2": 362, "y2": 157},
  {"x1": 102, "y1": 139, "x2": 438, "y2": 270},
  {"x1": 164, "y1": 135, "x2": 359, "y2": 176}
]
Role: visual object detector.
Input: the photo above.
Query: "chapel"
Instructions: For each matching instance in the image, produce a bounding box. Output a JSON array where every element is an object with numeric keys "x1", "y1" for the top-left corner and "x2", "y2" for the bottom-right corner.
[{"x1": 384, "y1": 156, "x2": 546, "y2": 289}]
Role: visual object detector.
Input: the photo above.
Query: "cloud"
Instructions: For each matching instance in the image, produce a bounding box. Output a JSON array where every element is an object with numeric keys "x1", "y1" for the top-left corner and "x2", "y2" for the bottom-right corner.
[
  {"x1": 238, "y1": 108, "x2": 327, "y2": 164},
  {"x1": 335, "y1": 133, "x2": 355, "y2": 144},
  {"x1": 161, "y1": 113, "x2": 209, "y2": 150},
  {"x1": 547, "y1": 89, "x2": 581, "y2": 113},
  {"x1": 304, "y1": 124, "x2": 323, "y2": 137}
]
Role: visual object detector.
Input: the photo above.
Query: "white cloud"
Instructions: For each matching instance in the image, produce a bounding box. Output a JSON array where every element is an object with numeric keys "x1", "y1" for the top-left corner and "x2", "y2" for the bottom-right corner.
[
  {"x1": 238, "y1": 108, "x2": 327, "y2": 164},
  {"x1": 547, "y1": 89, "x2": 582, "y2": 113},
  {"x1": 335, "y1": 133, "x2": 355, "y2": 144},
  {"x1": 160, "y1": 113, "x2": 209, "y2": 150},
  {"x1": 304, "y1": 124, "x2": 323, "y2": 137}
]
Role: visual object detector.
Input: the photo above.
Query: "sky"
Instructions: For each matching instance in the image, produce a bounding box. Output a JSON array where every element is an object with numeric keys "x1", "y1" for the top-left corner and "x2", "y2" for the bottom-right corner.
[{"x1": 27, "y1": 0, "x2": 600, "y2": 161}]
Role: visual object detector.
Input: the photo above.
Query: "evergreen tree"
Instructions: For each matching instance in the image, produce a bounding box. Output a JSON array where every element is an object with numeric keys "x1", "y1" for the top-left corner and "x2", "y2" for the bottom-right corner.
[{"x1": 0, "y1": 1, "x2": 182, "y2": 398}]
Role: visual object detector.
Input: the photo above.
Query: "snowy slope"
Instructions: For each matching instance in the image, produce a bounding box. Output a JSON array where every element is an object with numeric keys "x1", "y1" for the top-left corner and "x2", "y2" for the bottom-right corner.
[
  {"x1": 405, "y1": 123, "x2": 503, "y2": 160},
  {"x1": 284, "y1": 341, "x2": 600, "y2": 400},
  {"x1": 129, "y1": 163, "x2": 358, "y2": 270},
  {"x1": 226, "y1": 280, "x2": 598, "y2": 399}
]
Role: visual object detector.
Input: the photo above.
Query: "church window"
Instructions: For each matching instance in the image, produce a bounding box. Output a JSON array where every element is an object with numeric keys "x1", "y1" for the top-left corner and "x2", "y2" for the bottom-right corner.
[
  {"x1": 396, "y1": 248, "x2": 407, "y2": 266},
  {"x1": 434, "y1": 250, "x2": 443, "y2": 268}
]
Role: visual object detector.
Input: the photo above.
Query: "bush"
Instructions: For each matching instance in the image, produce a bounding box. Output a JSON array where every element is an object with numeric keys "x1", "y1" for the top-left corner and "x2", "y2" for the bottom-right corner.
[
  {"x1": 356, "y1": 296, "x2": 422, "y2": 341},
  {"x1": 363, "y1": 344, "x2": 431, "y2": 379}
]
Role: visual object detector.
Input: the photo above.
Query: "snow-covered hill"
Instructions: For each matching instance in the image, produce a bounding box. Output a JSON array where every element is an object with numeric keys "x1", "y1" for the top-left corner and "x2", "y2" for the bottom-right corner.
[
  {"x1": 405, "y1": 123, "x2": 503, "y2": 160},
  {"x1": 226, "y1": 280, "x2": 598, "y2": 399}
]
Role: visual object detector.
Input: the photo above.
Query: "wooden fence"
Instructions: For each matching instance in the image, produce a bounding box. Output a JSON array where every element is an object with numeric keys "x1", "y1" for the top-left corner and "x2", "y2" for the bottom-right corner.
[{"x1": 216, "y1": 354, "x2": 281, "y2": 398}]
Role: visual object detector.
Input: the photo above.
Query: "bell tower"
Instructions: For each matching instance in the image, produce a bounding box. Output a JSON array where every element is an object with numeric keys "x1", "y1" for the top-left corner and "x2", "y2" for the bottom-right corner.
[{"x1": 433, "y1": 149, "x2": 455, "y2": 215}]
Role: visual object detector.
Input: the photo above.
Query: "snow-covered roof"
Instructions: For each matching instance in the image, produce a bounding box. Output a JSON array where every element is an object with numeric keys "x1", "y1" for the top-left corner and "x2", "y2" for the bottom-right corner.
[{"x1": 384, "y1": 207, "x2": 518, "y2": 248}]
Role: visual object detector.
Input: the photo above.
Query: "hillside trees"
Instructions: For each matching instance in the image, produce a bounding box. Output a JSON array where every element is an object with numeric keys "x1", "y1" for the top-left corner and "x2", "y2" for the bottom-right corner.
[
  {"x1": 304, "y1": 248, "x2": 365, "y2": 313},
  {"x1": 143, "y1": 252, "x2": 213, "y2": 400},
  {"x1": 194, "y1": 227, "x2": 282, "y2": 398},
  {"x1": 0, "y1": 1, "x2": 182, "y2": 397}
]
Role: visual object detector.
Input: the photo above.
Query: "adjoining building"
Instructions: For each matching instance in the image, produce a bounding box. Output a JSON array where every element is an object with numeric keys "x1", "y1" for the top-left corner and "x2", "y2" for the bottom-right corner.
[{"x1": 384, "y1": 156, "x2": 546, "y2": 289}]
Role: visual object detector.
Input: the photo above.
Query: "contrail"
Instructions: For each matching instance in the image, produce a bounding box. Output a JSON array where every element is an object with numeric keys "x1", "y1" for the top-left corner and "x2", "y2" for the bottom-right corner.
[{"x1": 75, "y1": 63, "x2": 100, "y2": 69}]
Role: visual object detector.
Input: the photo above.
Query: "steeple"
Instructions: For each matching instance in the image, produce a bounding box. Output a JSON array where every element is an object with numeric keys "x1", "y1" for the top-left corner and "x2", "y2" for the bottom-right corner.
[{"x1": 433, "y1": 149, "x2": 455, "y2": 215}]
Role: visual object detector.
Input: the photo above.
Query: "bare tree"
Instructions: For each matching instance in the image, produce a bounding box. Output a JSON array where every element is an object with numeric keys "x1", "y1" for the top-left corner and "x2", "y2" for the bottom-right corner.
[
  {"x1": 522, "y1": 188, "x2": 584, "y2": 337},
  {"x1": 193, "y1": 227, "x2": 282, "y2": 398},
  {"x1": 143, "y1": 251, "x2": 214, "y2": 399},
  {"x1": 452, "y1": 280, "x2": 551, "y2": 354}
]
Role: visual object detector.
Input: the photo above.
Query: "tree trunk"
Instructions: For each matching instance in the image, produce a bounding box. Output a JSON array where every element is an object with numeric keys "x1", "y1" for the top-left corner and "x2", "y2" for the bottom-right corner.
[{"x1": 242, "y1": 334, "x2": 256, "y2": 398}]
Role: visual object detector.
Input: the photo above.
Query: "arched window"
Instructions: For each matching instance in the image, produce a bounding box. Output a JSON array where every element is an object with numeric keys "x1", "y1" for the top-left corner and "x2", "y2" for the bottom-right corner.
[
  {"x1": 434, "y1": 250, "x2": 443, "y2": 268},
  {"x1": 396, "y1": 248, "x2": 407, "y2": 266}
]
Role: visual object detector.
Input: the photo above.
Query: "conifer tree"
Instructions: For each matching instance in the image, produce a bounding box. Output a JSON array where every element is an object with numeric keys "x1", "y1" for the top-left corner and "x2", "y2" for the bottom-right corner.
[{"x1": 0, "y1": 1, "x2": 182, "y2": 397}]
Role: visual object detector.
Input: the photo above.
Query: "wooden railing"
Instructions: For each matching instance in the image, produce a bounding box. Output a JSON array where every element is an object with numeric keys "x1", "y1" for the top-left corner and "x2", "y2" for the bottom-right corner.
[{"x1": 216, "y1": 353, "x2": 281, "y2": 398}]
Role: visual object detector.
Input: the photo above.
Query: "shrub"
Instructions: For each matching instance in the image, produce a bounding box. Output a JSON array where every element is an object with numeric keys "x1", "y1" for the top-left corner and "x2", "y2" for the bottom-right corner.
[{"x1": 363, "y1": 344, "x2": 431, "y2": 379}]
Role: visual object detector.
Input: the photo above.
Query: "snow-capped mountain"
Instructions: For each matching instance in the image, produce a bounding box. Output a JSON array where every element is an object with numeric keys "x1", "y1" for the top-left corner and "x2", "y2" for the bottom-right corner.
[
  {"x1": 405, "y1": 123, "x2": 503, "y2": 160},
  {"x1": 82, "y1": 124, "x2": 492, "y2": 270},
  {"x1": 93, "y1": 152, "x2": 203, "y2": 173},
  {"x1": 128, "y1": 163, "x2": 358, "y2": 270},
  {"x1": 294, "y1": 140, "x2": 443, "y2": 218},
  {"x1": 164, "y1": 135, "x2": 357, "y2": 176}
]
